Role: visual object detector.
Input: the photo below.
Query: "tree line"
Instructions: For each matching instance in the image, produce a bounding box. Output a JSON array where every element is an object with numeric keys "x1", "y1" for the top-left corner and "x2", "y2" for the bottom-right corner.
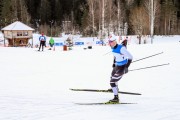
[{"x1": 0, "y1": 0, "x2": 179, "y2": 37}]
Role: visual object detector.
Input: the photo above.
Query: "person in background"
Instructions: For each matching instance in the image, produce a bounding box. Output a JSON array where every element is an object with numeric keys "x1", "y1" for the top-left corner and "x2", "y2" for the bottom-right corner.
[
  {"x1": 108, "y1": 34, "x2": 133, "y2": 103},
  {"x1": 121, "y1": 36, "x2": 128, "y2": 48},
  {"x1": 49, "y1": 37, "x2": 55, "y2": 50},
  {"x1": 38, "y1": 33, "x2": 46, "y2": 51}
]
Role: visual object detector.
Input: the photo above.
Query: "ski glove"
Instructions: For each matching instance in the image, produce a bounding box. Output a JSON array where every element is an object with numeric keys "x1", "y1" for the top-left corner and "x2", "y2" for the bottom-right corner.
[
  {"x1": 112, "y1": 63, "x2": 115, "y2": 68},
  {"x1": 124, "y1": 67, "x2": 128, "y2": 74},
  {"x1": 112, "y1": 57, "x2": 116, "y2": 68},
  {"x1": 124, "y1": 59, "x2": 132, "y2": 74},
  {"x1": 126, "y1": 59, "x2": 132, "y2": 68}
]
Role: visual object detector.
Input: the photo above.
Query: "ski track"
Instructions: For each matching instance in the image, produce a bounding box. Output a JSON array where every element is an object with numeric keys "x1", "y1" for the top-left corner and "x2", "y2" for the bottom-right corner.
[{"x1": 0, "y1": 36, "x2": 180, "y2": 120}]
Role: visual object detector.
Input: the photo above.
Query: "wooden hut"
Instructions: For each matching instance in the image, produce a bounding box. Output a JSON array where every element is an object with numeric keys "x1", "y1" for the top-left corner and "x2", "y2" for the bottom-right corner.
[{"x1": 1, "y1": 21, "x2": 34, "y2": 47}]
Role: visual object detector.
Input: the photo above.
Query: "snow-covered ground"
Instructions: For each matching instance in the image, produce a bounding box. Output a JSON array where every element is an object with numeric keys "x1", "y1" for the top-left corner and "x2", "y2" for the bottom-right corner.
[{"x1": 0, "y1": 35, "x2": 180, "y2": 120}]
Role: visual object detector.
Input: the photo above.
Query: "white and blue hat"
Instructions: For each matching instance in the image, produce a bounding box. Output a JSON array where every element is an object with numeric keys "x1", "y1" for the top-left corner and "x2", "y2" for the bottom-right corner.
[{"x1": 108, "y1": 34, "x2": 116, "y2": 42}]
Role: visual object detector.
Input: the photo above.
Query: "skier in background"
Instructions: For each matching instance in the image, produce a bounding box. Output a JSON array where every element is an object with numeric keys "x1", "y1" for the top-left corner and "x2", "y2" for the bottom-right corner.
[
  {"x1": 38, "y1": 33, "x2": 46, "y2": 51},
  {"x1": 121, "y1": 36, "x2": 128, "y2": 48},
  {"x1": 108, "y1": 34, "x2": 133, "y2": 103}
]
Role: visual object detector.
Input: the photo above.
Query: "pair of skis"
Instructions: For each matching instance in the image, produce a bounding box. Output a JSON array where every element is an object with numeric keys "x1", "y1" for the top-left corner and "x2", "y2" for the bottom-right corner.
[{"x1": 70, "y1": 88, "x2": 139, "y2": 105}]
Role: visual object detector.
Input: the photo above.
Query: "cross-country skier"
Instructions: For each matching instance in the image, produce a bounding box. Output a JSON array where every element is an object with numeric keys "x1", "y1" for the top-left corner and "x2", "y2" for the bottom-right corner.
[
  {"x1": 38, "y1": 33, "x2": 46, "y2": 51},
  {"x1": 108, "y1": 34, "x2": 133, "y2": 103},
  {"x1": 121, "y1": 36, "x2": 128, "y2": 48}
]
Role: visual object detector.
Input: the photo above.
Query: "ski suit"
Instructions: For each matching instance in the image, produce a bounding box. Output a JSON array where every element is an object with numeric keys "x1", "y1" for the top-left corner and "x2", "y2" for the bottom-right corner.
[
  {"x1": 38, "y1": 35, "x2": 46, "y2": 51},
  {"x1": 110, "y1": 44, "x2": 133, "y2": 95}
]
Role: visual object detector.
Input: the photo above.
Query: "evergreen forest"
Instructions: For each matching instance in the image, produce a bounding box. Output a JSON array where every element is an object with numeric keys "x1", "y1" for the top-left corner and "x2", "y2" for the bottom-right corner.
[{"x1": 0, "y1": 0, "x2": 179, "y2": 37}]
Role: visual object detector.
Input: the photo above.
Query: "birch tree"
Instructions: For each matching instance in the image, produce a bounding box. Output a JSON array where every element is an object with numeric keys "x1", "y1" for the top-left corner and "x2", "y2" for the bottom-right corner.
[
  {"x1": 116, "y1": 0, "x2": 124, "y2": 36},
  {"x1": 144, "y1": 0, "x2": 160, "y2": 43},
  {"x1": 87, "y1": 0, "x2": 98, "y2": 36},
  {"x1": 102, "y1": 0, "x2": 105, "y2": 38},
  {"x1": 106, "y1": 0, "x2": 116, "y2": 35}
]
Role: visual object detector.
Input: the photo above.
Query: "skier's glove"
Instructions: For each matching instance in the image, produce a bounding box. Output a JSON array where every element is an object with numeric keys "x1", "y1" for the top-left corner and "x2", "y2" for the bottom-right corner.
[
  {"x1": 112, "y1": 58, "x2": 116, "y2": 68},
  {"x1": 124, "y1": 59, "x2": 132, "y2": 74},
  {"x1": 126, "y1": 59, "x2": 132, "y2": 68},
  {"x1": 112, "y1": 63, "x2": 115, "y2": 68},
  {"x1": 124, "y1": 67, "x2": 128, "y2": 74}
]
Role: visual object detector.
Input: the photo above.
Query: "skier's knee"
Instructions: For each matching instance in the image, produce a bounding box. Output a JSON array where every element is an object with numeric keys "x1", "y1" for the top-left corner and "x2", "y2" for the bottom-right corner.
[{"x1": 110, "y1": 82, "x2": 116, "y2": 87}]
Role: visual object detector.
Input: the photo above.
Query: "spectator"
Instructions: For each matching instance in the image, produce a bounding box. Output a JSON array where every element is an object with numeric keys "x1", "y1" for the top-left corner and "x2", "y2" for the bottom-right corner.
[
  {"x1": 38, "y1": 33, "x2": 46, "y2": 51},
  {"x1": 49, "y1": 37, "x2": 55, "y2": 50}
]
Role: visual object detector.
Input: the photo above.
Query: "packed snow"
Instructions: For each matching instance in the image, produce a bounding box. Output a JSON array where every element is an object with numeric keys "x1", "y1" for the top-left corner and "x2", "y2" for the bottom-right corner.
[{"x1": 0, "y1": 35, "x2": 180, "y2": 120}]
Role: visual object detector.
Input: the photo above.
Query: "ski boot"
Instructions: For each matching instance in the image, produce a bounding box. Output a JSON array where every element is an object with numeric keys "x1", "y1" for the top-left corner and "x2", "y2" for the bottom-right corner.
[{"x1": 109, "y1": 95, "x2": 119, "y2": 103}]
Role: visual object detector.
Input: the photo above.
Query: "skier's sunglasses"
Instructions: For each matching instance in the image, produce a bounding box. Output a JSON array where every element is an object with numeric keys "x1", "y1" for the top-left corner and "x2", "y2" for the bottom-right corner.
[{"x1": 108, "y1": 40, "x2": 114, "y2": 43}]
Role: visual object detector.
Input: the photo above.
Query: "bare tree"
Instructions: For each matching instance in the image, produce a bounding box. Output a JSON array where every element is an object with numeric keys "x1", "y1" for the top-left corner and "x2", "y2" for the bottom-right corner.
[
  {"x1": 87, "y1": 0, "x2": 98, "y2": 36},
  {"x1": 130, "y1": 6, "x2": 149, "y2": 44},
  {"x1": 144, "y1": 0, "x2": 160, "y2": 43},
  {"x1": 116, "y1": 0, "x2": 123, "y2": 36},
  {"x1": 106, "y1": 0, "x2": 116, "y2": 35},
  {"x1": 97, "y1": 0, "x2": 106, "y2": 39},
  {"x1": 126, "y1": 0, "x2": 134, "y2": 7},
  {"x1": 102, "y1": 0, "x2": 105, "y2": 38},
  {"x1": 162, "y1": 0, "x2": 177, "y2": 35}
]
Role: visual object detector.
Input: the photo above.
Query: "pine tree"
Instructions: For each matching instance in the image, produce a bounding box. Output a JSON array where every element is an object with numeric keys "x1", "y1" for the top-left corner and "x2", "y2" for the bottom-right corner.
[{"x1": 1, "y1": 0, "x2": 14, "y2": 25}]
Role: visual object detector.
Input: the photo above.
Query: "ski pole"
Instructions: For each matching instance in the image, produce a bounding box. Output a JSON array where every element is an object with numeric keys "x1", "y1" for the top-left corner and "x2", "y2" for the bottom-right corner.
[
  {"x1": 129, "y1": 63, "x2": 169, "y2": 72},
  {"x1": 103, "y1": 51, "x2": 111, "y2": 56},
  {"x1": 132, "y1": 52, "x2": 163, "y2": 63}
]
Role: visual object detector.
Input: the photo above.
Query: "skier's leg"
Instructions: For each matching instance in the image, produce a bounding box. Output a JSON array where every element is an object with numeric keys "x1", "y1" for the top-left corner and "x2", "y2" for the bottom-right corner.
[
  {"x1": 109, "y1": 65, "x2": 125, "y2": 102},
  {"x1": 110, "y1": 81, "x2": 119, "y2": 102},
  {"x1": 42, "y1": 41, "x2": 45, "y2": 51},
  {"x1": 38, "y1": 42, "x2": 42, "y2": 51}
]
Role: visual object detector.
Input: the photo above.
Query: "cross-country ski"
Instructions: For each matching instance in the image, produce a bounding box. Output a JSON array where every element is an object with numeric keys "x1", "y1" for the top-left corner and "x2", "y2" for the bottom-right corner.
[
  {"x1": 75, "y1": 102, "x2": 136, "y2": 105},
  {"x1": 70, "y1": 88, "x2": 141, "y2": 95}
]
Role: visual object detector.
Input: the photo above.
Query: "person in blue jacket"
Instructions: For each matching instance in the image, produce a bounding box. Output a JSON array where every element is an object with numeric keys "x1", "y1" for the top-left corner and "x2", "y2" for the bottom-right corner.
[
  {"x1": 38, "y1": 33, "x2": 46, "y2": 51},
  {"x1": 108, "y1": 34, "x2": 133, "y2": 103}
]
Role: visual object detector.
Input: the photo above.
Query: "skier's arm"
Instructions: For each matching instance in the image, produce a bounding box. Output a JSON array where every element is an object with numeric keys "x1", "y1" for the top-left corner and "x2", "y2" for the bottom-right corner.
[
  {"x1": 121, "y1": 47, "x2": 133, "y2": 60},
  {"x1": 121, "y1": 47, "x2": 133, "y2": 73}
]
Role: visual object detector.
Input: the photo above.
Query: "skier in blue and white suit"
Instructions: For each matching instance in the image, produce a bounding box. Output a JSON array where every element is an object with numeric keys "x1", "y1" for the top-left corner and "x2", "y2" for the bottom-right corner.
[
  {"x1": 38, "y1": 33, "x2": 46, "y2": 51},
  {"x1": 108, "y1": 34, "x2": 133, "y2": 103}
]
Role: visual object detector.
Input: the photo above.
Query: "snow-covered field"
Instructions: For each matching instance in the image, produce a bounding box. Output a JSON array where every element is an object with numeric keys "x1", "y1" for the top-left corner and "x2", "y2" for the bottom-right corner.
[{"x1": 0, "y1": 36, "x2": 180, "y2": 120}]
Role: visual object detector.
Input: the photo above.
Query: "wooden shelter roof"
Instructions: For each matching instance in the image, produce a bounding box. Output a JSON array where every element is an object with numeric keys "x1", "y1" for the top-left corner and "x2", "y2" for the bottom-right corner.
[{"x1": 1, "y1": 21, "x2": 34, "y2": 31}]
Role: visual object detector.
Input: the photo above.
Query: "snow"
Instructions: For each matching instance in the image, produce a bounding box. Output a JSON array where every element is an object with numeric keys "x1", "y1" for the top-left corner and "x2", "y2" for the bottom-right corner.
[
  {"x1": 0, "y1": 35, "x2": 180, "y2": 120},
  {"x1": 1, "y1": 21, "x2": 34, "y2": 31}
]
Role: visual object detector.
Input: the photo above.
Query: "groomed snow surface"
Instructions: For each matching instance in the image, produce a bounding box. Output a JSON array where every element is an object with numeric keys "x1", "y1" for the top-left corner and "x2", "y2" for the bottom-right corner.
[{"x1": 0, "y1": 36, "x2": 180, "y2": 120}]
